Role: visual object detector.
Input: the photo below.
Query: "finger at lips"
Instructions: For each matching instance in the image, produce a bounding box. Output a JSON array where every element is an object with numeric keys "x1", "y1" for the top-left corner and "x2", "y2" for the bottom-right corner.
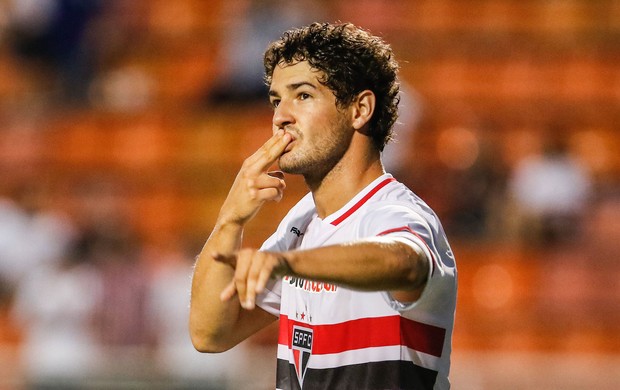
[{"x1": 247, "y1": 131, "x2": 292, "y2": 173}]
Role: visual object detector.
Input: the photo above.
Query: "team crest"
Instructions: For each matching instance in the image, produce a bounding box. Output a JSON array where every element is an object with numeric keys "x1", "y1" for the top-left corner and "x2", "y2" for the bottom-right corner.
[{"x1": 292, "y1": 325, "x2": 313, "y2": 387}]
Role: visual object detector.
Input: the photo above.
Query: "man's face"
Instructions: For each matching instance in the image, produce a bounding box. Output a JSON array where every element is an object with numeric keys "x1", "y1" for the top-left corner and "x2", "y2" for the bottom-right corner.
[{"x1": 268, "y1": 61, "x2": 354, "y2": 179}]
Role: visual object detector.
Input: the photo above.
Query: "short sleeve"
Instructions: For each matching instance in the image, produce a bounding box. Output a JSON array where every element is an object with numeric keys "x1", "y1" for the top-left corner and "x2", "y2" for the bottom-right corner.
[
  {"x1": 359, "y1": 203, "x2": 440, "y2": 309},
  {"x1": 360, "y1": 203, "x2": 437, "y2": 269}
]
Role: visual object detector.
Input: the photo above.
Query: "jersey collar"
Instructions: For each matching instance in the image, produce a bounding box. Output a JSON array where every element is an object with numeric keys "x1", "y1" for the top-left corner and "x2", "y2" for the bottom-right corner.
[{"x1": 324, "y1": 174, "x2": 396, "y2": 226}]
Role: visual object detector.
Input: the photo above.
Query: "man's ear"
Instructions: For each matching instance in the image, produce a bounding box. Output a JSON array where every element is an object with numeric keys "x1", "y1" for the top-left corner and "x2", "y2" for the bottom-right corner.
[{"x1": 351, "y1": 90, "x2": 376, "y2": 132}]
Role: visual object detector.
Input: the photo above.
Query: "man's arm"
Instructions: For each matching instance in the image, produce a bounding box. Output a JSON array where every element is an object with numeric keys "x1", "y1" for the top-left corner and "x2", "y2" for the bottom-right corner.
[
  {"x1": 288, "y1": 237, "x2": 430, "y2": 303},
  {"x1": 218, "y1": 236, "x2": 430, "y2": 310},
  {"x1": 189, "y1": 130, "x2": 292, "y2": 353}
]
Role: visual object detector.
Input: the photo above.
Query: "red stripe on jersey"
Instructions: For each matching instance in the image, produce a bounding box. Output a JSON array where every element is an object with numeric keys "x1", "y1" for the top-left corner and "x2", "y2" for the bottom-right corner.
[
  {"x1": 279, "y1": 314, "x2": 445, "y2": 358},
  {"x1": 331, "y1": 178, "x2": 396, "y2": 226},
  {"x1": 378, "y1": 226, "x2": 439, "y2": 275}
]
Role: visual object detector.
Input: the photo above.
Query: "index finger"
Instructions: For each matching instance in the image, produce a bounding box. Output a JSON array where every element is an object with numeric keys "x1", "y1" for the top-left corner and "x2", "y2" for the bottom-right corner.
[{"x1": 246, "y1": 130, "x2": 292, "y2": 172}]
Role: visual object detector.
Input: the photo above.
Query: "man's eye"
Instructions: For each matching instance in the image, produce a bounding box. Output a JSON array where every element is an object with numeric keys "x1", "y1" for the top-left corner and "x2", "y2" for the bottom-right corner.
[
  {"x1": 271, "y1": 100, "x2": 280, "y2": 108},
  {"x1": 299, "y1": 93, "x2": 310, "y2": 100}
]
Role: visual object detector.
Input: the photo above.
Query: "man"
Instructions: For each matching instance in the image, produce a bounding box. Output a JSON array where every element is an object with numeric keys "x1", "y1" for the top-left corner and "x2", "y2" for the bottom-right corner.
[{"x1": 190, "y1": 22, "x2": 457, "y2": 389}]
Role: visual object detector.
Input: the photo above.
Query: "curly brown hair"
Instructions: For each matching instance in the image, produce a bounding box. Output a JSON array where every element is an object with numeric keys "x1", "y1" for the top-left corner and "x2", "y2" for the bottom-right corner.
[{"x1": 264, "y1": 22, "x2": 400, "y2": 152}]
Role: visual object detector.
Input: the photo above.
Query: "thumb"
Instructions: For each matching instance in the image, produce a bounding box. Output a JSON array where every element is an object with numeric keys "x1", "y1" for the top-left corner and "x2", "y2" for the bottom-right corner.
[{"x1": 212, "y1": 252, "x2": 237, "y2": 268}]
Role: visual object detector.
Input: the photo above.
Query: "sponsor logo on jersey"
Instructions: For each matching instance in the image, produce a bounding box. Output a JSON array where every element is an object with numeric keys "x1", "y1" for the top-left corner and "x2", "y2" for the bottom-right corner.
[
  {"x1": 292, "y1": 325, "x2": 313, "y2": 387},
  {"x1": 284, "y1": 276, "x2": 338, "y2": 293},
  {"x1": 290, "y1": 226, "x2": 304, "y2": 237}
]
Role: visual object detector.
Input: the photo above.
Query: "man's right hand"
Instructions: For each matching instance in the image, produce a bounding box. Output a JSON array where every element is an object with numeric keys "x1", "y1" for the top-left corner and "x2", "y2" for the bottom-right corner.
[{"x1": 218, "y1": 130, "x2": 292, "y2": 227}]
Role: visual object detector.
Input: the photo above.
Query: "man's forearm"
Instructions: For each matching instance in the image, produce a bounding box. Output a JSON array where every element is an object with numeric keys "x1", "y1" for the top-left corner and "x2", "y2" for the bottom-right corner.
[
  {"x1": 189, "y1": 222, "x2": 244, "y2": 351},
  {"x1": 283, "y1": 237, "x2": 429, "y2": 292}
]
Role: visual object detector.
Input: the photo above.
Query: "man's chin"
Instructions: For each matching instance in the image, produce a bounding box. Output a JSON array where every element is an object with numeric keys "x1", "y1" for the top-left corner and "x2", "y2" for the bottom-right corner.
[
  {"x1": 278, "y1": 165, "x2": 296, "y2": 175},
  {"x1": 278, "y1": 157, "x2": 301, "y2": 175}
]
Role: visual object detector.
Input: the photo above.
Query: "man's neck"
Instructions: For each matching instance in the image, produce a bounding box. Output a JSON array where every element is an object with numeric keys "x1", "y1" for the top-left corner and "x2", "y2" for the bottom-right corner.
[{"x1": 306, "y1": 155, "x2": 385, "y2": 219}]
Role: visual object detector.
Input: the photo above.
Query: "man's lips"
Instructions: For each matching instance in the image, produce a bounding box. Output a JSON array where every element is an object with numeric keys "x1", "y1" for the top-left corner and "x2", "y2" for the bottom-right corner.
[
  {"x1": 284, "y1": 139, "x2": 295, "y2": 153},
  {"x1": 282, "y1": 131, "x2": 297, "y2": 153}
]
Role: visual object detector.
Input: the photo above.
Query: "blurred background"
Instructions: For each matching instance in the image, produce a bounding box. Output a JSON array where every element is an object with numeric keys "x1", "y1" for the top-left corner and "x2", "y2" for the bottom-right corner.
[{"x1": 0, "y1": 0, "x2": 618, "y2": 389}]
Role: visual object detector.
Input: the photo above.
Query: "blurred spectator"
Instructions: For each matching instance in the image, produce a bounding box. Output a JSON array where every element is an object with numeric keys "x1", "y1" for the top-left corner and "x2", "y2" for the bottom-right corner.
[
  {"x1": 535, "y1": 193, "x2": 620, "y2": 346},
  {"x1": 412, "y1": 123, "x2": 505, "y2": 239},
  {"x1": 6, "y1": 0, "x2": 104, "y2": 105},
  {"x1": 78, "y1": 227, "x2": 152, "y2": 353},
  {"x1": 89, "y1": 65, "x2": 155, "y2": 112},
  {"x1": 60, "y1": 177, "x2": 153, "y2": 354},
  {"x1": 140, "y1": 234, "x2": 279, "y2": 388},
  {"x1": 11, "y1": 234, "x2": 103, "y2": 386},
  {"x1": 0, "y1": 184, "x2": 76, "y2": 291},
  {"x1": 507, "y1": 130, "x2": 592, "y2": 245},
  {"x1": 205, "y1": 0, "x2": 324, "y2": 105},
  {"x1": 146, "y1": 239, "x2": 254, "y2": 388},
  {"x1": 382, "y1": 83, "x2": 424, "y2": 184}
]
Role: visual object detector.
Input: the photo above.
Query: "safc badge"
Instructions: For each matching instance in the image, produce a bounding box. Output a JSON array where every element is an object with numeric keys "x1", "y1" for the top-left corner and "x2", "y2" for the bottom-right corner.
[{"x1": 292, "y1": 325, "x2": 313, "y2": 387}]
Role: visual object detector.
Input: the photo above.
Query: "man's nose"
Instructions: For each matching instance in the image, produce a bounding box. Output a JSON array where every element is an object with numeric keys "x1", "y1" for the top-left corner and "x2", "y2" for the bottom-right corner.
[{"x1": 272, "y1": 99, "x2": 295, "y2": 130}]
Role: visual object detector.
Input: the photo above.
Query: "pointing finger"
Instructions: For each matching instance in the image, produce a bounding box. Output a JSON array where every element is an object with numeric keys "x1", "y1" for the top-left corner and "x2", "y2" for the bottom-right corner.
[{"x1": 219, "y1": 280, "x2": 237, "y2": 302}]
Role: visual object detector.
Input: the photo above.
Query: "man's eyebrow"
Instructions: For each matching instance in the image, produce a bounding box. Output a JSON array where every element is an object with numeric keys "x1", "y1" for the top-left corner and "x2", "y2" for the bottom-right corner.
[
  {"x1": 289, "y1": 81, "x2": 318, "y2": 90},
  {"x1": 269, "y1": 81, "x2": 318, "y2": 97}
]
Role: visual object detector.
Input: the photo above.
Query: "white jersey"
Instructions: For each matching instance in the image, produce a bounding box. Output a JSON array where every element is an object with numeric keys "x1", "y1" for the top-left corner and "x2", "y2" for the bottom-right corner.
[{"x1": 257, "y1": 174, "x2": 457, "y2": 390}]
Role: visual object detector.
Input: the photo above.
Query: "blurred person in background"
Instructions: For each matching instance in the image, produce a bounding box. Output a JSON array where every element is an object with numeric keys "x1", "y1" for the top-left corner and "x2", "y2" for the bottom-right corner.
[
  {"x1": 381, "y1": 83, "x2": 424, "y2": 186},
  {"x1": 5, "y1": 0, "x2": 104, "y2": 105},
  {"x1": 11, "y1": 226, "x2": 103, "y2": 387},
  {"x1": 70, "y1": 178, "x2": 156, "y2": 354},
  {"x1": 536, "y1": 192, "x2": 620, "y2": 343},
  {"x1": 0, "y1": 183, "x2": 78, "y2": 384},
  {"x1": 0, "y1": 183, "x2": 76, "y2": 291},
  {"x1": 507, "y1": 128, "x2": 592, "y2": 246},
  {"x1": 205, "y1": 0, "x2": 324, "y2": 105},
  {"x1": 190, "y1": 22, "x2": 457, "y2": 389},
  {"x1": 146, "y1": 237, "x2": 268, "y2": 388},
  {"x1": 87, "y1": 223, "x2": 154, "y2": 352}
]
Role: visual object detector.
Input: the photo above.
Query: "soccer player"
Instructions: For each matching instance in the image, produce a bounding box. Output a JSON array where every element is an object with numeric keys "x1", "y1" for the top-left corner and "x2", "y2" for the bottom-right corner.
[{"x1": 190, "y1": 22, "x2": 457, "y2": 389}]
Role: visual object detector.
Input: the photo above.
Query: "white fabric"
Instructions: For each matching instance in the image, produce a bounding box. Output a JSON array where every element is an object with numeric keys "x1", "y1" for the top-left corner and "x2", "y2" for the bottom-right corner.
[{"x1": 257, "y1": 174, "x2": 457, "y2": 389}]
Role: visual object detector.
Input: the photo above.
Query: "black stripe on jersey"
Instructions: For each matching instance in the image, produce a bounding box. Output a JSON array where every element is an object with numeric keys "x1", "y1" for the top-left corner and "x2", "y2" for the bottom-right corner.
[{"x1": 276, "y1": 358, "x2": 438, "y2": 390}]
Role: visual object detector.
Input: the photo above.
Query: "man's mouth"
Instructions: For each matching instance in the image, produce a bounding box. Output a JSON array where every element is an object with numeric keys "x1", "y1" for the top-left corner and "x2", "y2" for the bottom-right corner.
[
  {"x1": 284, "y1": 139, "x2": 295, "y2": 153},
  {"x1": 283, "y1": 131, "x2": 297, "y2": 153}
]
